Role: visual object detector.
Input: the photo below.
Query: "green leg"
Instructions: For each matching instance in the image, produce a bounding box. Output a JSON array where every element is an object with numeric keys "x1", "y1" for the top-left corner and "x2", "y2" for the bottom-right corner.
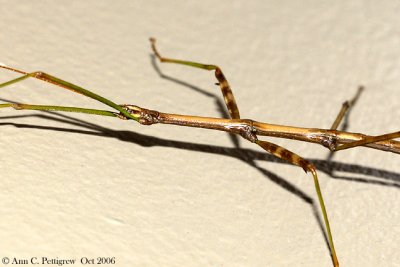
[
  {"x1": 0, "y1": 66, "x2": 137, "y2": 121},
  {"x1": 0, "y1": 103, "x2": 119, "y2": 118}
]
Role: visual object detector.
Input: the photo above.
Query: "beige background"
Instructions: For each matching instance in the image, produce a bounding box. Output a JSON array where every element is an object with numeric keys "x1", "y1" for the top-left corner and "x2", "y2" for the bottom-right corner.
[{"x1": 0, "y1": 1, "x2": 399, "y2": 267}]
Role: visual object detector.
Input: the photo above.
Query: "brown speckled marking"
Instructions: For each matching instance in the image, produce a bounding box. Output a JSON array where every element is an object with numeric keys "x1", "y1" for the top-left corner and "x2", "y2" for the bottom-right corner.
[
  {"x1": 215, "y1": 67, "x2": 240, "y2": 119},
  {"x1": 256, "y1": 140, "x2": 312, "y2": 172}
]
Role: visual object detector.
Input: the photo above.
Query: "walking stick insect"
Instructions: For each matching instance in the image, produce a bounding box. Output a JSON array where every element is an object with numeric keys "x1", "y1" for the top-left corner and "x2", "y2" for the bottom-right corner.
[{"x1": 1, "y1": 38, "x2": 399, "y2": 267}]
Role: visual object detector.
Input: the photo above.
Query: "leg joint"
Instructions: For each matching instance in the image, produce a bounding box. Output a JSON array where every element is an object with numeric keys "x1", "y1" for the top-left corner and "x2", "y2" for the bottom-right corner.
[
  {"x1": 321, "y1": 135, "x2": 338, "y2": 151},
  {"x1": 228, "y1": 119, "x2": 257, "y2": 143}
]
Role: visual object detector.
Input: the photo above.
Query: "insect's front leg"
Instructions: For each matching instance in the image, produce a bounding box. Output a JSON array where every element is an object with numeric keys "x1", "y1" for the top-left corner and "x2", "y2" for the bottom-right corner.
[{"x1": 150, "y1": 38, "x2": 240, "y2": 119}]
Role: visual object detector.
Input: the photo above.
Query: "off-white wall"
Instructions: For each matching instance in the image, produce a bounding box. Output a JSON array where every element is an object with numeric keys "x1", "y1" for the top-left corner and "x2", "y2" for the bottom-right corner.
[{"x1": 0, "y1": 1, "x2": 399, "y2": 266}]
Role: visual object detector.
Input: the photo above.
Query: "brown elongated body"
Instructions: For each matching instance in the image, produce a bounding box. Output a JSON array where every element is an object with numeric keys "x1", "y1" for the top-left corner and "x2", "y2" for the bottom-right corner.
[{"x1": 122, "y1": 104, "x2": 400, "y2": 154}]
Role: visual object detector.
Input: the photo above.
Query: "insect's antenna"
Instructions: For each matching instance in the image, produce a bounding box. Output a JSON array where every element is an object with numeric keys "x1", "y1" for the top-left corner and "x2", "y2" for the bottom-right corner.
[{"x1": 0, "y1": 65, "x2": 137, "y2": 121}]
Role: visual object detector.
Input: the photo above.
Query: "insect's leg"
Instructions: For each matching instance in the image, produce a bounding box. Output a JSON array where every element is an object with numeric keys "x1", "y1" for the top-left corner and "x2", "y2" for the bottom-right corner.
[
  {"x1": 334, "y1": 131, "x2": 400, "y2": 151},
  {"x1": 150, "y1": 38, "x2": 240, "y2": 119},
  {"x1": 330, "y1": 86, "x2": 364, "y2": 130},
  {"x1": 256, "y1": 140, "x2": 339, "y2": 267},
  {"x1": 0, "y1": 103, "x2": 120, "y2": 118},
  {"x1": 326, "y1": 85, "x2": 399, "y2": 151},
  {"x1": 0, "y1": 65, "x2": 137, "y2": 121}
]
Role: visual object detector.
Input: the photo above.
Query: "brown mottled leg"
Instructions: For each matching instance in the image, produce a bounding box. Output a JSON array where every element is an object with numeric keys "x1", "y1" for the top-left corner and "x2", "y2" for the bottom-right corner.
[
  {"x1": 330, "y1": 86, "x2": 364, "y2": 130},
  {"x1": 150, "y1": 38, "x2": 240, "y2": 119},
  {"x1": 256, "y1": 140, "x2": 339, "y2": 267}
]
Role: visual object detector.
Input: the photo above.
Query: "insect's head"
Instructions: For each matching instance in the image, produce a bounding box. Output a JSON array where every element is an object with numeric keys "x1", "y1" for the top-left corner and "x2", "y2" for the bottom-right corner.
[{"x1": 120, "y1": 104, "x2": 160, "y2": 125}]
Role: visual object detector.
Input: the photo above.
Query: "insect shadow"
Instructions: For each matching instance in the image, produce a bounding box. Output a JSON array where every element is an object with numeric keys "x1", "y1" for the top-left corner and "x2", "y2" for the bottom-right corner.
[{"x1": 0, "y1": 108, "x2": 399, "y2": 256}]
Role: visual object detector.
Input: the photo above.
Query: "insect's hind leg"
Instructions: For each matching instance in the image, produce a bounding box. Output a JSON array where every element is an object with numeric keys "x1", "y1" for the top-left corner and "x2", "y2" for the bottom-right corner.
[
  {"x1": 327, "y1": 85, "x2": 399, "y2": 151},
  {"x1": 256, "y1": 140, "x2": 339, "y2": 267},
  {"x1": 150, "y1": 38, "x2": 240, "y2": 119},
  {"x1": 330, "y1": 86, "x2": 364, "y2": 130}
]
